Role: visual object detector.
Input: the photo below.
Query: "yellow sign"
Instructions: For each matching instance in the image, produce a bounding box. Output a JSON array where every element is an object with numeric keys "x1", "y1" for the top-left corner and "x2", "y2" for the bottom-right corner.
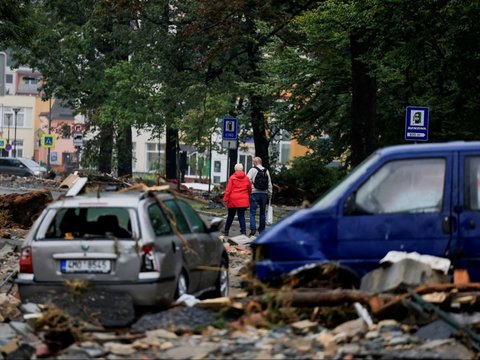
[
  {"x1": 0, "y1": 138, "x2": 5, "y2": 149},
  {"x1": 41, "y1": 134, "x2": 55, "y2": 148}
]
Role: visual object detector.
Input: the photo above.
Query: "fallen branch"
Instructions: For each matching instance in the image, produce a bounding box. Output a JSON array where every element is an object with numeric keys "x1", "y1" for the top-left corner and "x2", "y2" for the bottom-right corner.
[
  {"x1": 253, "y1": 288, "x2": 392, "y2": 309},
  {"x1": 372, "y1": 282, "x2": 480, "y2": 317}
]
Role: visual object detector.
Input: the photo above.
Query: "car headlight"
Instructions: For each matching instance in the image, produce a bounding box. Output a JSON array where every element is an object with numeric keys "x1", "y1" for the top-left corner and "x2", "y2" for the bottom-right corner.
[{"x1": 34, "y1": 170, "x2": 40, "y2": 176}]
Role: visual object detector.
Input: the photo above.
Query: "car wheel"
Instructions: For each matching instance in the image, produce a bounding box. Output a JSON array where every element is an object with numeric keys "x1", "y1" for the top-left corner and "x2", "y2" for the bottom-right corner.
[
  {"x1": 175, "y1": 271, "x2": 188, "y2": 299},
  {"x1": 214, "y1": 256, "x2": 229, "y2": 297}
]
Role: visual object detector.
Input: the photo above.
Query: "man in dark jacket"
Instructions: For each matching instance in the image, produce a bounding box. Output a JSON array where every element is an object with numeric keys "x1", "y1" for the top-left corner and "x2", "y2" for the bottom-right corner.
[{"x1": 247, "y1": 157, "x2": 273, "y2": 237}]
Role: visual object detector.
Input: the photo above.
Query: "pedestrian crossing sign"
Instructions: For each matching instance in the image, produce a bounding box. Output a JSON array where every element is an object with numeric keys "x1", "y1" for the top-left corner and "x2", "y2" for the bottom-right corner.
[
  {"x1": 42, "y1": 134, "x2": 55, "y2": 148},
  {"x1": 0, "y1": 138, "x2": 5, "y2": 149}
]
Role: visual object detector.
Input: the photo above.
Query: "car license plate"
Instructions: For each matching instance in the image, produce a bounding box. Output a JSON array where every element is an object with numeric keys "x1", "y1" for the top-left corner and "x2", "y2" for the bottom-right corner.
[{"x1": 61, "y1": 259, "x2": 111, "y2": 273}]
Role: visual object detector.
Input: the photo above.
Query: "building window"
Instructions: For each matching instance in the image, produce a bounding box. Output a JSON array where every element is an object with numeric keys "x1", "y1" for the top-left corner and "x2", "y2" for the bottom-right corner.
[
  {"x1": 214, "y1": 161, "x2": 221, "y2": 173},
  {"x1": 132, "y1": 142, "x2": 137, "y2": 171},
  {"x1": 21, "y1": 76, "x2": 37, "y2": 85},
  {"x1": 239, "y1": 155, "x2": 253, "y2": 172},
  {"x1": 146, "y1": 142, "x2": 163, "y2": 173},
  {"x1": 213, "y1": 176, "x2": 221, "y2": 184},
  {"x1": 188, "y1": 153, "x2": 197, "y2": 176},
  {"x1": 280, "y1": 143, "x2": 291, "y2": 163},
  {"x1": 13, "y1": 140, "x2": 23, "y2": 158},
  {"x1": 3, "y1": 108, "x2": 25, "y2": 128},
  {"x1": 60, "y1": 124, "x2": 71, "y2": 139},
  {"x1": 5, "y1": 74, "x2": 12, "y2": 84}
]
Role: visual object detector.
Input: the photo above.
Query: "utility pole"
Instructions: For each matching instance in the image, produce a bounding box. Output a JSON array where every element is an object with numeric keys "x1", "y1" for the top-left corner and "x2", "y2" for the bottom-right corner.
[
  {"x1": 47, "y1": 98, "x2": 52, "y2": 171},
  {"x1": 5, "y1": 113, "x2": 11, "y2": 157},
  {"x1": 12, "y1": 108, "x2": 20, "y2": 158}
]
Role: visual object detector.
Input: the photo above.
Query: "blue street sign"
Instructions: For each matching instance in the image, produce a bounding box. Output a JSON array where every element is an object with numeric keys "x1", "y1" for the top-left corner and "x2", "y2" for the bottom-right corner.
[
  {"x1": 405, "y1": 106, "x2": 429, "y2": 142},
  {"x1": 222, "y1": 118, "x2": 238, "y2": 140}
]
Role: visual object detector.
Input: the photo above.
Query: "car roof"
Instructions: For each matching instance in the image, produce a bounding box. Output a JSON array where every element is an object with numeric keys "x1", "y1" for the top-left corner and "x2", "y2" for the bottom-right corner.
[
  {"x1": 48, "y1": 191, "x2": 175, "y2": 208},
  {"x1": 376, "y1": 141, "x2": 480, "y2": 157}
]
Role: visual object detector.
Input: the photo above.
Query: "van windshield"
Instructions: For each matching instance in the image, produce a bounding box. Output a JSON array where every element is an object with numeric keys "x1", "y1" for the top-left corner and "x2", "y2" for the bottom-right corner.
[{"x1": 312, "y1": 153, "x2": 380, "y2": 209}]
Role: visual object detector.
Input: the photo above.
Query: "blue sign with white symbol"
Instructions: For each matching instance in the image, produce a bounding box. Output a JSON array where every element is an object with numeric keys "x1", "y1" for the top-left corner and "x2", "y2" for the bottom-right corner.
[
  {"x1": 405, "y1": 106, "x2": 429, "y2": 142},
  {"x1": 222, "y1": 118, "x2": 238, "y2": 140}
]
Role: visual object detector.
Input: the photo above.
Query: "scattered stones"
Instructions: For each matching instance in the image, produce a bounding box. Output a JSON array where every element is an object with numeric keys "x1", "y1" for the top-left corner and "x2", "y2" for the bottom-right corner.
[{"x1": 131, "y1": 306, "x2": 219, "y2": 334}]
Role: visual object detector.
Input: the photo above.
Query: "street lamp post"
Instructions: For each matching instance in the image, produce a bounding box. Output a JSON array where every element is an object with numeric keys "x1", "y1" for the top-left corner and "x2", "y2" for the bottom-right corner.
[
  {"x1": 12, "y1": 108, "x2": 20, "y2": 158},
  {"x1": 5, "y1": 113, "x2": 11, "y2": 157},
  {"x1": 47, "y1": 98, "x2": 52, "y2": 172}
]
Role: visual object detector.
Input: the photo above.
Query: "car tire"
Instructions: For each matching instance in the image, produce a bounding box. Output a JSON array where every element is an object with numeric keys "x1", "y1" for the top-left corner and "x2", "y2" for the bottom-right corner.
[
  {"x1": 175, "y1": 271, "x2": 188, "y2": 299},
  {"x1": 213, "y1": 255, "x2": 229, "y2": 297}
]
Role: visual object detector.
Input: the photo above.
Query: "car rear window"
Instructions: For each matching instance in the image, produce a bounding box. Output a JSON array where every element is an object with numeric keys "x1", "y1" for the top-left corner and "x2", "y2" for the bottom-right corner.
[{"x1": 42, "y1": 207, "x2": 133, "y2": 239}]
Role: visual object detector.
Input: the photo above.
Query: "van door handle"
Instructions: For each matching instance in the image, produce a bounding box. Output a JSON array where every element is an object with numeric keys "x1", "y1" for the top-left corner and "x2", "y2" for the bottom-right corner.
[
  {"x1": 469, "y1": 219, "x2": 476, "y2": 229},
  {"x1": 442, "y1": 216, "x2": 456, "y2": 234}
]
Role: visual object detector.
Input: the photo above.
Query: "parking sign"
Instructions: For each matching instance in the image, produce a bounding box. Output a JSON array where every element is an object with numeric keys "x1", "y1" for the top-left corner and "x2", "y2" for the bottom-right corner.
[
  {"x1": 405, "y1": 106, "x2": 429, "y2": 141},
  {"x1": 222, "y1": 118, "x2": 238, "y2": 140}
]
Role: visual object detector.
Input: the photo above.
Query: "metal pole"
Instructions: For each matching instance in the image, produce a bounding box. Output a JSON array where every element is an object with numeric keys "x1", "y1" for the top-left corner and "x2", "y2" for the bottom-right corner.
[
  {"x1": 47, "y1": 98, "x2": 52, "y2": 171},
  {"x1": 6, "y1": 113, "x2": 10, "y2": 157},
  {"x1": 12, "y1": 108, "x2": 19, "y2": 158}
]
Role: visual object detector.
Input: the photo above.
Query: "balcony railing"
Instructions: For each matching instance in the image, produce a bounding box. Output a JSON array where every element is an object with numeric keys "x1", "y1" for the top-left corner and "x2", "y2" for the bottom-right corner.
[{"x1": 17, "y1": 84, "x2": 39, "y2": 94}]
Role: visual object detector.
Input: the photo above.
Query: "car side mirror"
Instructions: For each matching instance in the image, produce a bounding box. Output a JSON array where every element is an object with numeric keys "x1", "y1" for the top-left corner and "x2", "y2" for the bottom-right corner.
[
  {"x1": 208, "y1": 217, "x2": 224, "y2": 232},
  {"x1": 343, "y1": 192, "x2": 357, "y2": 215}
]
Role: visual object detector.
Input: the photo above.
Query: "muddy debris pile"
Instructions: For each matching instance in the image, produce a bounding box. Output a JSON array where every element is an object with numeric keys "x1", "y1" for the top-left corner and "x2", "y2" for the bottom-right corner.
[{"x1": 0, "y1": 237, "x2": 478, "y2": 359}]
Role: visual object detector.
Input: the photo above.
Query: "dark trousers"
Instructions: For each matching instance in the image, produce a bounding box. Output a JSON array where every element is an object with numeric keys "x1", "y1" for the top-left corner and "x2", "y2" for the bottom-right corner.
[
  {"x1": 250, "y1": 192, "x2": 268, "y2": 233},
  {"x1": 224, "y1": 207, "x2": 247, "y2": 234}
]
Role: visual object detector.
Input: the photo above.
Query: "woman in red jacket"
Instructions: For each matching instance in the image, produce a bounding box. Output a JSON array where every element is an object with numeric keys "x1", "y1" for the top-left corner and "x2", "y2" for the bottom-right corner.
[{"x1": 222, "y1": 163, "x2": 252, "y2": 237}]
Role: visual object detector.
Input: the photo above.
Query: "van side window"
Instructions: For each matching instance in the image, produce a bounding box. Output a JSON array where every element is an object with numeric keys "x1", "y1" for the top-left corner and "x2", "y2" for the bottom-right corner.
[
  {"x1": 465, "y1": 157, "x2": 480, "y2": 210},
  {"x1": 352, "y1": 158, "x2": 445, "y2": 214}
]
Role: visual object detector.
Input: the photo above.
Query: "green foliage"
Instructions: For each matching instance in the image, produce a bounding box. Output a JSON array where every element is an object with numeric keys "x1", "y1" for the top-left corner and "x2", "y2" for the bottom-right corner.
[
  {"x1": 273, "y1": 153, "x2": 348, "y2": 202},
  {"x1": 0, "y1": 0, "x2": 34, "y2": 48}
]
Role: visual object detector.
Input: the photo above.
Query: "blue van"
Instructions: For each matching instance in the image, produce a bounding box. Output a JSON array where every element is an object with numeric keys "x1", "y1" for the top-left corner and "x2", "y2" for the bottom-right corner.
[{"x1": 252, "y1": 141, "x2": 480, "y2": 283}]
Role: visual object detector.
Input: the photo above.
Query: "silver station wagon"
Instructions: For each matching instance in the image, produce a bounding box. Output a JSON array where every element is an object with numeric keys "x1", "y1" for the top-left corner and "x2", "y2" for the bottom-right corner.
[{"x1": 16, "y1": 190, "x2": 228, "y2": 306}]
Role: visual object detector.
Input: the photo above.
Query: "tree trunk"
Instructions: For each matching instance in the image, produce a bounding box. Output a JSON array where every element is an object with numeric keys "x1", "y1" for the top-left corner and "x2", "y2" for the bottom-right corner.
[
  {"x1": 116, "y1": 124, "x2": 132, "y2": 177},
  {"x1": 165, "y1": 126, "x2": 178, "y2": 180},
  {"x1": 250, "y1": 94, "x2": 270, "y2": 169},
  {"x1": 98, "y1": 123, "x2": 113, "y2": 173},
  {"x1": 245, "y1": 17, "x2": 270, "y2": 170},
  {"x1": 350, "y1": 32, "x2": 377, "y2": 167}
]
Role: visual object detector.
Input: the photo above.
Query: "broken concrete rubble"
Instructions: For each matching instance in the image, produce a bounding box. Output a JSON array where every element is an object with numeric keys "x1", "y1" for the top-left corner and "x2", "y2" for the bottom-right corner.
[{"x1": 360, "y1": 258, "x2": 450, "y2": 293}]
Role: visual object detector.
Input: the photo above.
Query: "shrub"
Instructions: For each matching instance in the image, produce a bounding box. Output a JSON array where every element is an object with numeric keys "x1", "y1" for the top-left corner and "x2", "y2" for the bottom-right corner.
[{"x1": 271, "y1": 154, "x2": 347, "y2": 205}]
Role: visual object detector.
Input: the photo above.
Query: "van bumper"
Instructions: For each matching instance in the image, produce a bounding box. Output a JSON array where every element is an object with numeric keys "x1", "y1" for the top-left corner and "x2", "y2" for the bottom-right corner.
[{"x1": 253, "y1": 259, "x2": 327, "y2": 282}]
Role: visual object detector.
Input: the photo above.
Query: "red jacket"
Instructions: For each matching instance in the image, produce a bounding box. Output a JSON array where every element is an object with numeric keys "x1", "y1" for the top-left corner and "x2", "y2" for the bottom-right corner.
[{"x1": 223, "y1": 170, "x2": 252, "y2": 208}]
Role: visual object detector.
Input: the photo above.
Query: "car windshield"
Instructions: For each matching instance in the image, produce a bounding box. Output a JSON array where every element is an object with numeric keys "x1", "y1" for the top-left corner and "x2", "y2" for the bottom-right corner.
[
  {"x1": 21, "y1": 159, "x2": 42, "y2": 168},
  {"x1": 312, "y1": 152, "x2": 380, "y2": 209},
  {"x1": 39, "y1": 207, "x2": 133, "y2": 239}
]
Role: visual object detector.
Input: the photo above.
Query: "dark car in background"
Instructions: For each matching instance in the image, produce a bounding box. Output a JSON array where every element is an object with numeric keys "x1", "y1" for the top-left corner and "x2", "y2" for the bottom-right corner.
[
  {"x1": 16, "y1": 190, "x2": 228, "y2": 306},
  {"x1": 0, "y1": 157, "x2": 47, "y2": 177},
  {"x1": 252, "y1": 141, "x2": 480, "y2": 283}
]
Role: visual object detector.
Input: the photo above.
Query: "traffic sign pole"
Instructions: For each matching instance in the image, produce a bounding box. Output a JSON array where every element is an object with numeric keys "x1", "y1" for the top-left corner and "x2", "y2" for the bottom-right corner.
[{"x1": 222, "y1": 117, "x2": 239, "y2": 178}]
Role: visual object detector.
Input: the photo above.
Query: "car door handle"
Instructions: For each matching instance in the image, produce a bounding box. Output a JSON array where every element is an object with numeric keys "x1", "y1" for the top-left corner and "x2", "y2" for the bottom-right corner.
[{"x1": 442, "y1": 216, "x2": 456, "y2": 234}]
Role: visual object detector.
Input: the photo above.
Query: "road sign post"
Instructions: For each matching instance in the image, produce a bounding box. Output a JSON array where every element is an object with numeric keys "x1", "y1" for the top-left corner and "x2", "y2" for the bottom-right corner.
[
  {"x1": 405, "y1": 106, "x2": 429, "y2": 142},
  {"x1": 222, "y1": 118, "x2": 238, "y2": 178}
]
